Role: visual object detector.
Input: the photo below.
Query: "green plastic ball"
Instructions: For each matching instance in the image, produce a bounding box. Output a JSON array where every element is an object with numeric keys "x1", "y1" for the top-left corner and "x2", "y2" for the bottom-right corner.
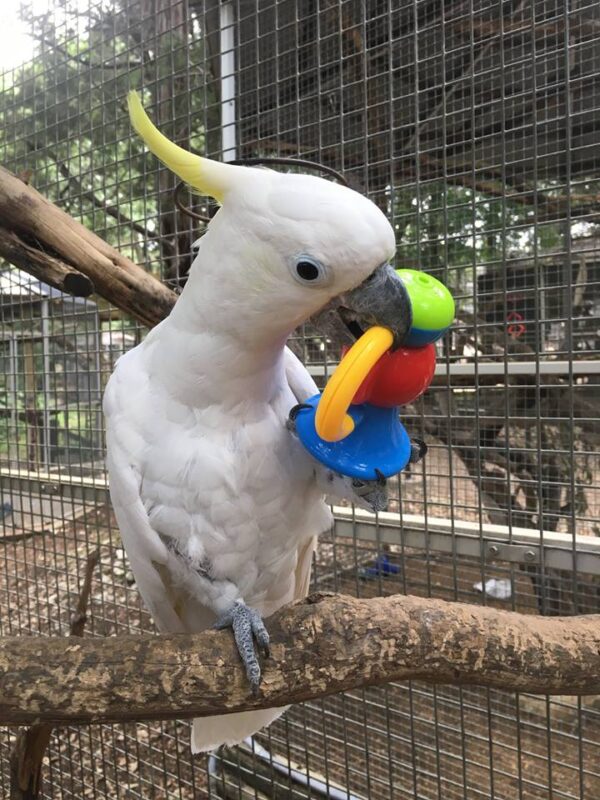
[{"x1": 395, "y1": 268, "x2": 455, "y2": 346}]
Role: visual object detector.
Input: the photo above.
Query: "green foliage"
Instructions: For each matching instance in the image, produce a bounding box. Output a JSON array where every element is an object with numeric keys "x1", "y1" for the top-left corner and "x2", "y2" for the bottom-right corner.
[
  {"x1": 392, "y1": 181, "x2": 600, "y2": 299},
  {"x1": 0, "y1": 0, "x2": 210, "y2": 272}
]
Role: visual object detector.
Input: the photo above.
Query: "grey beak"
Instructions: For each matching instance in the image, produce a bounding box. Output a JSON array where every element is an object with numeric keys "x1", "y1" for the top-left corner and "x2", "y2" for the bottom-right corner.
[{"x1": 310, "y1": 264, "x2": 412, "y2": 352}]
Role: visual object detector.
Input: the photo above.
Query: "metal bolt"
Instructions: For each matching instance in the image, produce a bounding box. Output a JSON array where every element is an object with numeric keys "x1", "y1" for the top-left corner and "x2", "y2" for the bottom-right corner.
[
  {"x1": 524, "y1": 550, "x2": 537, "y2": 562},
  {"x1": 488, "y1": 545, "x2": 500, "y2": 557}
]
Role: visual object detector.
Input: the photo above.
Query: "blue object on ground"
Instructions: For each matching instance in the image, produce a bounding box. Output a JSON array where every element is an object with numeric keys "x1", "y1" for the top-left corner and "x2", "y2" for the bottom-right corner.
[
  {"x1": 0, "y1": 502, "x2": 13, "y2": 520},
  {"x1": 359, "y1": 553, "x2": 401, "y2": 579}
]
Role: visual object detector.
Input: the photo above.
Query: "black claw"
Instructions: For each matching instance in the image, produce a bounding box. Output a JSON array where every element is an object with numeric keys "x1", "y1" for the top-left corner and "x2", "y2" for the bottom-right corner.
[
  {"x1": 254, "y1": 630, "x2": 270, "y2": 658},
  {"x1": 374, "y1": 468, "x2": 387, "y2": 486},
  {"x1": 249, "y1": 607, "x2": 270, "y2": 658},
  {"x1": 410, "y1": 438, "x2": 428, "y2": 463},
  {"x1": 288, "y1": 403, "x2": 312, "y2": 422}
]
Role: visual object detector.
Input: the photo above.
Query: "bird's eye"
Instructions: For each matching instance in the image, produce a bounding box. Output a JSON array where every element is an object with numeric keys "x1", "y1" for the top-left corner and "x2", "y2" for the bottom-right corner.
[
  {"x1": 291, "y1": 256, "x2": 330, "y2": 287},
  {"x1": 297, "y1": 260, "x2": 320, "y2": 281}
]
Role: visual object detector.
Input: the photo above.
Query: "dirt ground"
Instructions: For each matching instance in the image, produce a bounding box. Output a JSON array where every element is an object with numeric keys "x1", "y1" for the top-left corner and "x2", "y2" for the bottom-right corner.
[{"x1": 0, "y1": 499, "x2": 598, "y2": 799}]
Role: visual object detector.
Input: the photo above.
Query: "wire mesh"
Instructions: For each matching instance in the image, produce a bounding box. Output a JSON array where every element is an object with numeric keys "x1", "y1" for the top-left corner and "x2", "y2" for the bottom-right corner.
[{"x1": 0, "y1": 0, "x2": 599, "y2": 798}]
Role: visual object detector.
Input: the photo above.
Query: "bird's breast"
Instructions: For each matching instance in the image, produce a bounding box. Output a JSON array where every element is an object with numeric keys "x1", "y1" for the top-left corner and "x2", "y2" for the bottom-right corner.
[{"x1": 135, "y1": 389, "x2": 324, "y2": 584}]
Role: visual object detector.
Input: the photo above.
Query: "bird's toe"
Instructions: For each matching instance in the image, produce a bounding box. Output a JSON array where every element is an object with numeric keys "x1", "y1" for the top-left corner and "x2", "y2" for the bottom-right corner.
[
  {"x1": 409, "y1": 438, "x2": 428, "y2": 464},
  {"x1": 214, "y1": 600, "x2": 269, "y2": 693}
]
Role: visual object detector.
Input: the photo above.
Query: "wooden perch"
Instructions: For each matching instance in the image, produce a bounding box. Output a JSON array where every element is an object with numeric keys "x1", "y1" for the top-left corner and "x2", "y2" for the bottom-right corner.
[
  {"x1": 0, "y1": 227, "x2": 94, "y2": 299},
  {"x1": 1, "y1": 593, "x2": 599, "y2": 727},
  {"x1": 0, "y1": 166, "x2": 176, "y2": 328}
]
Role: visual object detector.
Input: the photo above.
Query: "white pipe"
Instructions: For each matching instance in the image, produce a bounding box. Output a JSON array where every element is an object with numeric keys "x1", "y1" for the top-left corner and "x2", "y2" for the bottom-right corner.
[
  {"x1": 219, "y1": 2, "x2": 237, "y2": 162},
  {"x1": 242, "y1": 737, "x2": 362, "y2": 800},
  {"x1": 307, "y1": 359, "x2": 600, "y2": 378},
  {"x1": 4, "y1": 465, "x2": 599, "y2": 573},
  {"x1": 41, "y1": 299, "x2": 51, "y2": 468}
]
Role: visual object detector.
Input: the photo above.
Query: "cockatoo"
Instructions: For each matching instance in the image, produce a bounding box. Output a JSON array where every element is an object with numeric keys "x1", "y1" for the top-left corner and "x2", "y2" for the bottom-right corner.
[{"x1": 103, "y1": 92, "x2": 420, "y2": 753}]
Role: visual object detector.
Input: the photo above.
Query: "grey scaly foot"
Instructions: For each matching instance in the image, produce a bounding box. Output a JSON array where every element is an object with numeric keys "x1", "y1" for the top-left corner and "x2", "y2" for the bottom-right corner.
[
  {"x1": 351, "y1": 469, "x2": 388, "y2": 512},
  {"x1": 409, "y1": 438, "x2": 428, "y2": 464},
  {"x1": 285, "y1": 403, "x2": 312, "y2": 435},
  {"x1": 213, "y1": 600, "x2": 270, "y2": 695}
]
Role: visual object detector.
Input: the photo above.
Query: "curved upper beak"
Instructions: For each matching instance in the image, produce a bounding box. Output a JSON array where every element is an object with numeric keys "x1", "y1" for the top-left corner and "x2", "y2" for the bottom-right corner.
[{"x1": 310, "y1": 264, "x2": 412, "y2": 352}]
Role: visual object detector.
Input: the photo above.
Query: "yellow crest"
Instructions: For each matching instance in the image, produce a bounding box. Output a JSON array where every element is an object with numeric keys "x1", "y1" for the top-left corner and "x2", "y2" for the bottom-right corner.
[{"x1": 128, "y1": 92, "x2": 244, "y2": 203}]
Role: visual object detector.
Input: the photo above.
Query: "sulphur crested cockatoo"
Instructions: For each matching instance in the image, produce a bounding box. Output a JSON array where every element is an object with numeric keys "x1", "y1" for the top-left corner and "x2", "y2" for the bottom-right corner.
[{"x1": 104, "y1": 92, "x2": 419, "y2": 753}]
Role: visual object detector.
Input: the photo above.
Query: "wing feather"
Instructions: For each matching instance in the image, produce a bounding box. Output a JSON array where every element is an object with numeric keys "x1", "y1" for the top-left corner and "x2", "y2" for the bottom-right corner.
[{"x1": 284, "y1": 345, "x2": 318, "y2": 402}]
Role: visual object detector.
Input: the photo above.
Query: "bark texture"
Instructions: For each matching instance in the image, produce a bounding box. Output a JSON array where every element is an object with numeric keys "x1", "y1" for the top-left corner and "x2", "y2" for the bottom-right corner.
[
  {"x1": 0, "y1": 227, "x2": 94, "y2": 298},
  {"x1": 1, "y1": 593, "x2": 599, "y2": 727},
  {"x1": 0, "y1": 166, "x2": 177, "y2": 327}
]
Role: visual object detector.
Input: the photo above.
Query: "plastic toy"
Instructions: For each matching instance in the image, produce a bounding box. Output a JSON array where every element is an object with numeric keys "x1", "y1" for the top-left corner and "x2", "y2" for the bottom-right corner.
[
  {"x1": 352, "y1": 342, "x2": 436, "y2": 408},
  {"x1": 294, "y1": 268, "x2": 454, "y2": 482},
  {"x1": 315, "y1": 326, "x2": 393, "y2": 442},
  {"x1": 395, "y1": 268, "x2": 454, "y2": 346}
]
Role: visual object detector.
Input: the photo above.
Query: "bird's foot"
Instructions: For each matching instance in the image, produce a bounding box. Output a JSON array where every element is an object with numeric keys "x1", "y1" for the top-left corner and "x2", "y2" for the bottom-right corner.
[
  {"x1": 351, "y1": 470, "x2": 388, "y2": 513},
  {"x1": 409, "y1": 438, "x2": 428, "y2": 464},
  {"x1": 213, "y1": 600, "x2": 270, "y2": 695},
  {"x1": 285, "y1": 403, "x2": 312, "y2": 435}
]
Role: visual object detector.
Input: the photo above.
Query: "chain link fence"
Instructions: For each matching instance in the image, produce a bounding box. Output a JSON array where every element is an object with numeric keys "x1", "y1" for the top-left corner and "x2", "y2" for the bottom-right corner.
[{"x1": 1, "y1": 0, "x2": 599, "y2": 797}]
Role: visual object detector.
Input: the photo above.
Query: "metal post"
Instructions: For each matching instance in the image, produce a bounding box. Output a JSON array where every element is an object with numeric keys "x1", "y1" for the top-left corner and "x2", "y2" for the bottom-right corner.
[
  {"x1": 41, "y1": 298, "x2": 51, "y2": 468},
  {"x1": 220, "y1": 1, "x2": 237, "y2": 162}
]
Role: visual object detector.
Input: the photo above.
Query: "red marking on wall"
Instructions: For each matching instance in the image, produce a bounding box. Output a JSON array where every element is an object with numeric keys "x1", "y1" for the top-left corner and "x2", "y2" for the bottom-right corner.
[{"x1": 506, "y1": 310, "x2": 526, "y2": 338}]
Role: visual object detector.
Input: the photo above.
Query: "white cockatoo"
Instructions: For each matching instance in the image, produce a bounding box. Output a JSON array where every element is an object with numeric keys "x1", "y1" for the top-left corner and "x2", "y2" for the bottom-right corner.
[{"x1": 103, "y1": 92, "x2": 420, "y2": 753}]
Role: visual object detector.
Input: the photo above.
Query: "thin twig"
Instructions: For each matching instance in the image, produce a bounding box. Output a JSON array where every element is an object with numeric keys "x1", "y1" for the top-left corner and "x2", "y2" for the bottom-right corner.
[{"x1": 9, "y1": 550, "x2": 100, "y2": 800}]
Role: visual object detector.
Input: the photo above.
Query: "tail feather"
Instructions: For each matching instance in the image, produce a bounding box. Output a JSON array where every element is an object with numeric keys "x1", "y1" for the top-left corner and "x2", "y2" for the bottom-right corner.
[{"x1": 191, "y1": 707, "x2": 288, "y2": 753}]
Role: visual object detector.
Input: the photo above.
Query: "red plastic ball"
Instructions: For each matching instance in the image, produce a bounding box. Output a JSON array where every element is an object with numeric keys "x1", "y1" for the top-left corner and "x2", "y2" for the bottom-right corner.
[{"x1": 352, "y1": 343, "x2": 436, "y2": 408}]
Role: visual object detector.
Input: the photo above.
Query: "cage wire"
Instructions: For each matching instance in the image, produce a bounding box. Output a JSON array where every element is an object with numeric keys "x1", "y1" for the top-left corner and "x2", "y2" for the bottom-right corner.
[{"x1": 0, "y1": 0, "x2": 599, "y2": 798}]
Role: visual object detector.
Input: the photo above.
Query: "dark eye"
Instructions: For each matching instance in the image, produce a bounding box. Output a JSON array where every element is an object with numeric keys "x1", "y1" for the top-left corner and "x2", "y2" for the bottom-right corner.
[
  {"x1": 291, "y1": 255, "x2": 330, "y2": 286},
  {"x1": 297, "y1": 260, "x2": 320, "y2": 281}
]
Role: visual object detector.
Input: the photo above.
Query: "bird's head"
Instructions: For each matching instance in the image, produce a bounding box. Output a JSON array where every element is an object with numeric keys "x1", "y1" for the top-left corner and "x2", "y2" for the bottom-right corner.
[{"x1": 129, "y1": 92, "x2": 412, "y2": 351}]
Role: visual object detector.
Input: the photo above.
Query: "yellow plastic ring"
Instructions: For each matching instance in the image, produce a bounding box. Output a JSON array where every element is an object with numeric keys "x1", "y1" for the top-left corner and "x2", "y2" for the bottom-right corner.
[{"x1": 315, "y1": 326, "x2": 393, "y2": 442}]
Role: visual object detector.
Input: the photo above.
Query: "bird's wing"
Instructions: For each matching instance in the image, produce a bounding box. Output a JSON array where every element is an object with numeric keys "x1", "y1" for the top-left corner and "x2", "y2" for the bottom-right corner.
[
  {"x1": 105, "y1": 432, "x2": 189, "y2": 633},
  {"x1": 104, "y1": 353, "x2": 215, "y2": 635},
  {"x1": 284, "y1": 345, "x2": 321, "y2": 599},
  {"x1": 294, "y1": 534, "x2": 318, "y2": 599},
  {"x1": 284, "y1": 345, "x2": 318, "y2": 402}
]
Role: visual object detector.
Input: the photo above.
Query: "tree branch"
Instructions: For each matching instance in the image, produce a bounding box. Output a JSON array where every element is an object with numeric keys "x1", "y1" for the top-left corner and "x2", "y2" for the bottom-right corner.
[
  {"x1": 0, "y1": 227, "x2": 94, "y2": 298},
  {"x1": 0, "y1": 593, "x2": 598, "y2": 727},
  {"x1": 0, "y1": 167, "x2": 177, "y2": 328}
]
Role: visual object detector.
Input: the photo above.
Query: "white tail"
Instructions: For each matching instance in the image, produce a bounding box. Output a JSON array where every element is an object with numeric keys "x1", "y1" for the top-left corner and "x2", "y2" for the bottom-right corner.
[{"x1": 191, "y1": 706, "x2": 288, "y2": 753}]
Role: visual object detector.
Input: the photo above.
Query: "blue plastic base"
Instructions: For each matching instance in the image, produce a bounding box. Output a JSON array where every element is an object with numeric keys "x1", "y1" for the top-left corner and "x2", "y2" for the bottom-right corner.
[{"x1": 294, "y1": 394, "x2": 411, "y2": 481}]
